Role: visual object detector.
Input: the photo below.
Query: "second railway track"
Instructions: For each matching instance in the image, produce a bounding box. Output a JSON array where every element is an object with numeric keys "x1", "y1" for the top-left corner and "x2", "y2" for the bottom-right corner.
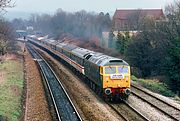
[
  {"x1": 108, "y1": 101, "x2": 150, "y2": 121},
  {"x1": 27, "y1": 44, "x2": 82, "y2": 121},
  {"x1": 131, "y1": 84, "x2": 180, "y2": 121}
]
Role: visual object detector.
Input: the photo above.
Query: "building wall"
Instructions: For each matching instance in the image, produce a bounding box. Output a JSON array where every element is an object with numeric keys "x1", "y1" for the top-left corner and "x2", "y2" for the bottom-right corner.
[
  {"x1": 114, "y1": 19, "x2": 131, "y2": 31},
  {"x1": 113, "y1": 9, "x2": 164, "y2": 31}
]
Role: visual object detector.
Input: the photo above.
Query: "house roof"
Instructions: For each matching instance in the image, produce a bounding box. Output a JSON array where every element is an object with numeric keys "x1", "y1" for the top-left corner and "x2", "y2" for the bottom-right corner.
[{"x1": 113, "y1": 9, "x2": 164, "y2": 20}]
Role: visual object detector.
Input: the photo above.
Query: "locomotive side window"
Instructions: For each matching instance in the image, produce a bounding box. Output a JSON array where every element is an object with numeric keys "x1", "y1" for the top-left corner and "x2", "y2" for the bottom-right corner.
[
  {"x1": 85, "y1": 55, "x2": 92, "y2": 60},
  {"x1": 105, "y1": 67, "x2": 116, "y2": 74}
]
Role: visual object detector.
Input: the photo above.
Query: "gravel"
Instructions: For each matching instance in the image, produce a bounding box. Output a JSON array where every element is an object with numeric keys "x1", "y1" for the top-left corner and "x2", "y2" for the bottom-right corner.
[{"x1": 24, "y1": 48, "x2": 52, "y2": 121}]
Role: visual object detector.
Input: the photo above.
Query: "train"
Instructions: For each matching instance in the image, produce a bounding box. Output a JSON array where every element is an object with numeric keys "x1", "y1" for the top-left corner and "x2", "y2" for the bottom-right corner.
[{"x1": 27, "y1": 35, "x2": 131, "y2": 101}]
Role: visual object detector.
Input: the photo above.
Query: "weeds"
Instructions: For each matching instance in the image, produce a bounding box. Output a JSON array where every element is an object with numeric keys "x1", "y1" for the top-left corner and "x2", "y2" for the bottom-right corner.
[{"x1": 131, "y1": 75, "x2": 175, "y2": 97}]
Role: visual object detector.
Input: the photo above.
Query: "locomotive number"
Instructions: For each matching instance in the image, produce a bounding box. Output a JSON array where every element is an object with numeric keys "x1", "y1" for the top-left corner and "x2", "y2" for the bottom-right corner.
[{"x1": 110, "y1": 74, "x2": 124, "y2": 79}]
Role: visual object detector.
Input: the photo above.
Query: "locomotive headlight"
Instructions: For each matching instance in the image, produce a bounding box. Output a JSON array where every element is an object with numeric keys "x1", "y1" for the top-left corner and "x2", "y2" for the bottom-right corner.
[
  {"x1": 125, "y1": 88, "x2": 131, "y2": 95},
  {"x1": 105, "y1": 88, "x2": 112, "y2": 95}
]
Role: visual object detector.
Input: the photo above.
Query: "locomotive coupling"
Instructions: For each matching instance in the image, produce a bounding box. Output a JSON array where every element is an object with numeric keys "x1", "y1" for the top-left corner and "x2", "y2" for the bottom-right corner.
[
  {"x1": 125, "y1": 88, "x2": 131, "y2": 95},
  {"x1": 105, "y1": 88, "x2": 112, "y2": 95}
]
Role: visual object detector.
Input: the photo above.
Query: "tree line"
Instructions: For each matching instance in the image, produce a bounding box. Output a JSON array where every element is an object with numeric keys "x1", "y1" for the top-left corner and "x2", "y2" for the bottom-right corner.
[
  {"x1": 114, "y1": 1, "x2": 180, "y2": 95},
  {"x1": 12, "y1": 9, "x2": 111, "y2": 39}
]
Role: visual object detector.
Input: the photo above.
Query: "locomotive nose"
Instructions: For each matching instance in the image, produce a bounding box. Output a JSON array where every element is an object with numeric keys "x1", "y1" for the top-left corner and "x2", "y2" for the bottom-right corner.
[{"x1": 105, "y1": 88, "x2": 112, "y2": 95}]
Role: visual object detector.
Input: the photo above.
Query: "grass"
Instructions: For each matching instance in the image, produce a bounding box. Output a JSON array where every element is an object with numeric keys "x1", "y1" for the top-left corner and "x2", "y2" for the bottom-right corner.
[
  {"x1": 0, "y1": 60, "x2": 24, "y2": 121},
  {"x1": 131, "y1": 75, "x2": 175, "y2": 97}
]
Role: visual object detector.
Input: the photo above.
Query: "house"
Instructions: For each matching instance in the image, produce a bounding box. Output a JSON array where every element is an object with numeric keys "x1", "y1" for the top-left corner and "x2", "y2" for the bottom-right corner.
[{"x1": 113, "y1": 9, "x2": 164, "y2": 31}]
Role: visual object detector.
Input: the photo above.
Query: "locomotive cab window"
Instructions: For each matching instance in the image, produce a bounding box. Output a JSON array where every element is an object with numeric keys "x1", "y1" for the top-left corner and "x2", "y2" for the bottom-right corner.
[
  {"x1": 118, "y1": 67, "x2": 128, "y2": 73},
  {"x1": 105, "y1": 67, "x2": 116, "y2": 74}
]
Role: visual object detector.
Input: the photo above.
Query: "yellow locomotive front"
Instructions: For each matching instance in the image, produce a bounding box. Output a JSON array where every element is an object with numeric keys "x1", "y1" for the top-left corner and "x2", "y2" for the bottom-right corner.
[
  {"x1": 85, "y1": 52, "x2": 131, "y2": 101},
  {"x1": 100, "y1": 65, "x2": 131, "y2": 100}
]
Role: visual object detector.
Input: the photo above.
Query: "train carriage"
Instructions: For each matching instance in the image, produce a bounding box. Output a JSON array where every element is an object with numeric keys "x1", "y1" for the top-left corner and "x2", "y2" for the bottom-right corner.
[
  {"x1": 62, "y1": 44, "x2": 78, "y2": 58},
  {"x1": 43, "y1": 39, "x2": 56, "y2": 50},
  {"x1": 56, "y1": 43, "x2": 67, "y2": 53},
  {"x1": 48, "y1": 39, "x2": 58, "y2": 50},
  {"x1": 71, "y1": 48, "x2": 93, "y2": 67}
]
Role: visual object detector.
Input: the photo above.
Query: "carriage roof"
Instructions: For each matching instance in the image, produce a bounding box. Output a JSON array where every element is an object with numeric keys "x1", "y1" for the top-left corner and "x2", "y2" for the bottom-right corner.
[
  {"x1": 44, "y1": 39, "x2": 57, "y2": 45},
  {"x1": 62, "y1": 44, "x2": 78, "y2": 51},
  {"x1": 56, "y1": 43, "x2": 68, "y2": 48},
  {"x1": 71, "y1": 47, "x2": 94, "y2": 58}
]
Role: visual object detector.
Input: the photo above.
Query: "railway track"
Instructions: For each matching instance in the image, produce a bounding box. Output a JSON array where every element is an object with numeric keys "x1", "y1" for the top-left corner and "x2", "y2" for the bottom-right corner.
[
  {"x1": 131, "y1": 84, "x2": 180, "y2": 121},
  {"x1": 108, "y1": 101, "x2": 150, "y2": 121},
  {"x1": 27, "y1": 44, "x2": 82, "y2": 121}
]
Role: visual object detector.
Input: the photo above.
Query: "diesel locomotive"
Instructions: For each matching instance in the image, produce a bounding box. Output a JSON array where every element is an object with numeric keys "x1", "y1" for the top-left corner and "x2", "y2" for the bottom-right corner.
[{"x1": 27, "y1": 35, "x2": 131, "y2": 101}]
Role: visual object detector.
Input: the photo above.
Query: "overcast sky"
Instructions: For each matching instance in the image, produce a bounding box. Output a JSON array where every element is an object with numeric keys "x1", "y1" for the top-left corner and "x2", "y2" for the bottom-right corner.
[
  {"x1": 9, "y1": 0, "x2": 173, "y2": 13},
  {"x1": 5, "y1": 0, "x2": 174, "y2": 19}
]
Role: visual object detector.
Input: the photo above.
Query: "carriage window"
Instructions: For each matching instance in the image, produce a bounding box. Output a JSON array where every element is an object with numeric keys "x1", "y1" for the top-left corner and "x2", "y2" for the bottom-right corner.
[{"x1": 105, "y1": 67, "x2": 116, "y2": 74}]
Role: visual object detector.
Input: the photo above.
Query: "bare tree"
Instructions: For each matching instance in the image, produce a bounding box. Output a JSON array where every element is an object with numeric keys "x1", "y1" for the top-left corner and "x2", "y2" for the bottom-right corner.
[
  {"x1": 0, "y1": 0, "x2": 14, "y2": 14},
  {"x1": 0, "y1": 0, "x2": 15, "y2": 56},
  {"x1": 0, "y1": 19, "x2": 15, "y2": 55}
]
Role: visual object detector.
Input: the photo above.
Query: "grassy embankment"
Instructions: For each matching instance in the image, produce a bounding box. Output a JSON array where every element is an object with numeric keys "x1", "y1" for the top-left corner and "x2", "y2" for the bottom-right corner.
[
  {"x1": 0, "y1": 59, "x2": 24, "y2": 121},
  {"x1": 131, "y1": 75, "x2": 179, "y2": 99}
]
